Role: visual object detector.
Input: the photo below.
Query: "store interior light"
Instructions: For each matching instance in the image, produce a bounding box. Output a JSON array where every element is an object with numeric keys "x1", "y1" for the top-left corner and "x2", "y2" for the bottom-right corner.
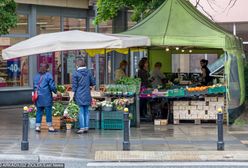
[
  {"x1": 175, "y1": 47, "x2": 179, "y2": 50},
  {"x1": 166, "y1": 48, "x2": 170, "y2": 51},
  {"x1": 189, "y1": 50, "x2": 192, "y2": 53},
  {"x1": 181, "y1": 49, "x2": 185, "y2": 52}
]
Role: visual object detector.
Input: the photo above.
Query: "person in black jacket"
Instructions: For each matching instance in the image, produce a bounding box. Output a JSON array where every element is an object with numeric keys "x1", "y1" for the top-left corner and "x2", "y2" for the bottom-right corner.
[
  {"x1": 200, "y1": 59, "x2": 213, "y2": 86},
  {"x1": 138, "y1": 58, "x2": 150, "y2": 88},
  {"x1": 138, "y1": 58, "x2": 150, "y2": 118}
]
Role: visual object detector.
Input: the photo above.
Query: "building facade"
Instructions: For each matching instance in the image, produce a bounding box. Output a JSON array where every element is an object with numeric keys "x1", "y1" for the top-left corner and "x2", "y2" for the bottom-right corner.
[{"x1": 0, "y1": 0, "x2": 98, "y2": 105}]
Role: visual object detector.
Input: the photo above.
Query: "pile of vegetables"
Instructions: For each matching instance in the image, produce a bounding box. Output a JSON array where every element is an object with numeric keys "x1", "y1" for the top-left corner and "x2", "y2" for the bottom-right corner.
[
  {"x1": 113, "y1": 98, "x2": 133, "y2": 111},
  {"x1": 116, "y1": 77, "x2": 141, "y2": 94}
]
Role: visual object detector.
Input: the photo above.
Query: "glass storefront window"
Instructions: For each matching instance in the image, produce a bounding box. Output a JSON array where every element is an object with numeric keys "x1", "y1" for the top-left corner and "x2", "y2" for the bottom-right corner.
[
  {"x1": 0, "y1": 37, "x2": 29, "y2": 88},
  {"x1": 37, "y1": 16, "x2": 61, "y2": 34},
  {"x1": 9, "y1": 15, "x2": 28, "y2": 34},
  {"x1": 89, "y1": 18, "x2": 112, "y2": 33},
  {"x1": 237, "y1": 22, "x2": 248, "y2": 42}
]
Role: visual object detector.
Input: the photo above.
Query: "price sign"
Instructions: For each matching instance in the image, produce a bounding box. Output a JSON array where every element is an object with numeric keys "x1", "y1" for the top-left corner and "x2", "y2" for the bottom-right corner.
[{"x1": 7, "y1": 58, "x2": 21, "y2": 78}]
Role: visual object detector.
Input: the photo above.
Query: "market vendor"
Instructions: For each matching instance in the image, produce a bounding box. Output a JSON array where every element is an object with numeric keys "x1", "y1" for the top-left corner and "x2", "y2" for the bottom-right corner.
[
  {"x1": 115, "y1": 60, "x2": 128, "y2": 81},
  {"x1": 200, "y1": 59, "x2": 213, "y2": 86},
  {"x1": 138, "y1": 58, "x2": 150, "y2": 88},
  {"x1": 150, "y1": 62, "x2": 166, "y2": 88}
]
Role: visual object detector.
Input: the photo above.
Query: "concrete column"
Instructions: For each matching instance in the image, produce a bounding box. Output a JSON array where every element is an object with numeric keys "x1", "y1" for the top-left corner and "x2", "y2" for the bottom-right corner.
[
  {"x1": 28, "y1": 5, "x2": 37, "y2": 87},
  {"x1": 60, "y1": 16, "x2": 65, "y2": 84}
]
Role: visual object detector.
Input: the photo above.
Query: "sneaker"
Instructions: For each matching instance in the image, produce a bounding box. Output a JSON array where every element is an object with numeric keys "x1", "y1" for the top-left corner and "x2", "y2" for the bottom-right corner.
[
  {"x1": 35, "y1": 126, "x2": 41, "y2": 133},
  {"x1": 76, "y1": 129, "x2": 85, "y2": 134},
  {"x1": 48, "y1": 127, "x2": 58, "y2": 132}
]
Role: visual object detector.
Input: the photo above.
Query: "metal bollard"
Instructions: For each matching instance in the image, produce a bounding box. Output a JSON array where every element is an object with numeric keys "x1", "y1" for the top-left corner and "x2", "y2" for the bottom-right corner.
[
  {"x1": 217, "y1": 108, "x2": 224, "y2": 151},
  {"x1": 21, "y1": 109, "x2": 29, "y2": 151},
  {"x1": 123, "y1": 108, "x2": 130, "y2": 151}
]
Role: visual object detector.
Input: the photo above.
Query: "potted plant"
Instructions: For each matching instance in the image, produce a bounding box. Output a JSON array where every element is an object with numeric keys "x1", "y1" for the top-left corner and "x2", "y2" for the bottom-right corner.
[
  {"x1": 25, "y1": 105, "x2": 36, "y2": 129},
  {"x1": 63, "y1": 101, "x2": 79, "y2": 130}
]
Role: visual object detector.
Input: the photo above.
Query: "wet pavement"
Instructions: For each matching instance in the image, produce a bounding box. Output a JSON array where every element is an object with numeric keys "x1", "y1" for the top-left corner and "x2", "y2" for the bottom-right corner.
[{"x1": 0, "y1": 106, "x2": 248, "y2": 160}]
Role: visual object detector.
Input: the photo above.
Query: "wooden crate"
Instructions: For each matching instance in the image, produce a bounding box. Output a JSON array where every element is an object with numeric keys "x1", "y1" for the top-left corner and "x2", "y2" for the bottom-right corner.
[{"x1": 41, "y1": 116, "x2": 62, "y2": 130}]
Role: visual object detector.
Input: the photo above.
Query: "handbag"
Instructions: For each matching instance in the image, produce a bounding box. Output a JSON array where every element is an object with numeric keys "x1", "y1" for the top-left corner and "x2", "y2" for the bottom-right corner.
[{"x1": 32, "y1": 75, "x2": 43, "y2": 103}]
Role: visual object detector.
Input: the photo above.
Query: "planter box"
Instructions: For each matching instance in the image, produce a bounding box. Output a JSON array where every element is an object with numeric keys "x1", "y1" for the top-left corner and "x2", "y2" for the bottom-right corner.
[{"x1": 41, "y1": 116, "x2": 61, "y2": 130}]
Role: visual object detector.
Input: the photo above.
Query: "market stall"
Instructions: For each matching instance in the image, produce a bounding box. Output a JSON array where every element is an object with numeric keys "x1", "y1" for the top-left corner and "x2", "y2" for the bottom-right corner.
[
  {"x1": 3, "y1": 30, "x2": 149, "y2": 130},
  {"x1": 123, "y1": 0, "x2": 245, "y2": 125}
]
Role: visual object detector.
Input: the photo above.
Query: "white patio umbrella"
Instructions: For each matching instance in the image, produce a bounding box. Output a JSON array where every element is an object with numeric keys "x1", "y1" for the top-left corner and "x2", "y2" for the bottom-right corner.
[{"x1": 2, "y1": 30, "x2": 150, "y2": 60}]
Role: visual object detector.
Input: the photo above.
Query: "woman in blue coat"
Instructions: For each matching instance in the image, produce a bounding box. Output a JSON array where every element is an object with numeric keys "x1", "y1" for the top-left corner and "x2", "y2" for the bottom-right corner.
[
  {"x1": 71, "y1": 59, "x2": 96, "y2": 134},
  {"x1": 33, "y1": 63, "x2": 57, "y2": 132}
]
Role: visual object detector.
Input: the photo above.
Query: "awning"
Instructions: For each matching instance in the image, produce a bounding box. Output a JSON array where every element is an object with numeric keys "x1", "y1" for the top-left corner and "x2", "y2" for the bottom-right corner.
[{"x1": 2, "y1": 30, "x2": 150, "y2": 60}]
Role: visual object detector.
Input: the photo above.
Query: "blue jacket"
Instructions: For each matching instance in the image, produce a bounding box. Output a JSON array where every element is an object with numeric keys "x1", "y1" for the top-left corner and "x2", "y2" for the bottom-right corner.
[
  {"x1": 72, "y1": 68, "x2": 96, "y2": 106},
  {"x1": 33, "y1": 72, "x2": 57, "y2": 107}
]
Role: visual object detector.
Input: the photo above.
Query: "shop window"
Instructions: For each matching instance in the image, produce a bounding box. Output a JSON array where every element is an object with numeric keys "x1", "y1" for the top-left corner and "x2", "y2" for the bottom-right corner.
[
  {"x1": 237, "y1": 22, "x2": 248, "y2": 42},
  {"x1": 218, "y1": 23, "x2": 233, "y2": 34},
  {"x1": 37, "y1": 16, "x2": 61, "y2": 34},
  {"x1": 64, "y1": 18, "x2": 86, "y2": 31},
  {"x1": 0, "y1": 37, "x2": 29, "y2": 88},
  {"x1": 172, "y1": 54, "x2": 218, "y2": 73},
  {"x1": 9, "y1": 15, "x2": 28, "y2": 34}
]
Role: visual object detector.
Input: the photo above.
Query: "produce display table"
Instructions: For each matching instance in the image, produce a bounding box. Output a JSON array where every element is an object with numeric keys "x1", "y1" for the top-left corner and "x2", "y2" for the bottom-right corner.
[{"x1": 140, "y1": 85, "x2": 227, "y2": 125}]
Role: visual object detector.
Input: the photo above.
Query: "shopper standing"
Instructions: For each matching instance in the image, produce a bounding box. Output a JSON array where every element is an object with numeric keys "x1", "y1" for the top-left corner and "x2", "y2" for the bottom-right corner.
[
  {"x1": 115, "y1": 60, "x2": 128, "y2": 81},
  {"x1": 71, "y1": 59, "x2": 96, "y2": 134},
  {"x1": 34, "y1": 63, "x2": 57, "y2": 132}
]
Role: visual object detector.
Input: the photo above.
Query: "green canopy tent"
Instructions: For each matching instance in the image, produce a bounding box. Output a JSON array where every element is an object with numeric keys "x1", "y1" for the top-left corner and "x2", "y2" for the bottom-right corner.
[{"x1": 123, "y1": 0, "x2": 245, "y2": 124}]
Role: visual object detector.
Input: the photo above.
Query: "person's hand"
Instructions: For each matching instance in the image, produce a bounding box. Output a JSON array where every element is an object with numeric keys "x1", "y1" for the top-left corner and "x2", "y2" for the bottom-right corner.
[
  {"x1": 52, "y1": 93, "x2": 57, "y2": 97},
  {"x1": 57, "y1": 91, "x2": 62, "y2": 96},
  {"x1": 69, "y1": 92, "x2": 74, "y2": 102}
]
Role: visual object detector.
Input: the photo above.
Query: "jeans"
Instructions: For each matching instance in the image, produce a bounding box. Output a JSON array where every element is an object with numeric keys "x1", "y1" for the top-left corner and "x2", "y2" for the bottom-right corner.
[
  {"x1": 79, "y1": 105, "x2": 89, "y2": 129},
  {"x1": 36, "y1": 106, "x2": 52, "y2": 127}
]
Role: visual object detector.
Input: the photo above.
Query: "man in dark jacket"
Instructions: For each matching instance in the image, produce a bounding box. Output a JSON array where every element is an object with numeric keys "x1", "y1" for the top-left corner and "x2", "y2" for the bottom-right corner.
[
  {"x1": 71, "y1": 59, "x2": 96, "y2": 134},
  {"x1": 33, "y1": 63, "x2": 58, "y2": 132}
]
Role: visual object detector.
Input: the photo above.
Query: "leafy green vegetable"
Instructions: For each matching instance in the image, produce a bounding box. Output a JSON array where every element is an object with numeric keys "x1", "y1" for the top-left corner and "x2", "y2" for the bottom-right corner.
[
  {"x1": 52, "y1": 102, "x2": 65, "y2": 117},
  {"x1": 66, "y1": 101, "x2": 79, "y2": 119},
  {"x1": 57, "y1": 85, "x2": 66, "y2": 93}
]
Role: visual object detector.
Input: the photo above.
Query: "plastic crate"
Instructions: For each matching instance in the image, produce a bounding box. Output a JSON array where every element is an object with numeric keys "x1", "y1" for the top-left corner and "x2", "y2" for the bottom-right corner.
[
  {"x1": 75, "y1": 119, "x2": 100, "y2": 129},
  {"x1": 101, "y1": 111, "x2": 123, "y2": 120},
  {"x1": 89, "y1": 110, "x2": 100, "y2": 120},
  {"x1": 168, "y1": 89, "x2": 185, "y2": 97},
  {"x1": 101, "y1": 119, "x2": 124, "y2": 130},
  {"x1": 208, "y1": 86, "x2": 226, "y2": 94}
]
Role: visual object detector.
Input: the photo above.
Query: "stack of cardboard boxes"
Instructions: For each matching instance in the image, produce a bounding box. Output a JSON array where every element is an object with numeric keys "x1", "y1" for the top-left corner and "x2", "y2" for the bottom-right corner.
[{"x1": 173, "y1": 96, "x2": 225, "y2": 124}]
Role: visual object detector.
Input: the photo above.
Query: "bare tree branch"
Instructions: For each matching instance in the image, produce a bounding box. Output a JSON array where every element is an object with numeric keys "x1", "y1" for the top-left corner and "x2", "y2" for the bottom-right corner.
[
  {"x1": 195, "y1": 0, "x2": 200, "y2": 8},
  {"x1": 198, "y1": 3, "x2": 214, "y2": 21}
]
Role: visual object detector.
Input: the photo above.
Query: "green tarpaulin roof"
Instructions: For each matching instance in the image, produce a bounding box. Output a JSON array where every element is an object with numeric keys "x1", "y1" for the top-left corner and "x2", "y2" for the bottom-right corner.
[{"x1": 123, "y1": 0, "x2": 243, "y2": 51}]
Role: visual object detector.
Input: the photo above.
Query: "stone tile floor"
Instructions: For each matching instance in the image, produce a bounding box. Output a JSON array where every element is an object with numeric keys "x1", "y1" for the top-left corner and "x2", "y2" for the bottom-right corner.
[{"x1": 0, "y1": 107, "x2": 248, "y2": 159}]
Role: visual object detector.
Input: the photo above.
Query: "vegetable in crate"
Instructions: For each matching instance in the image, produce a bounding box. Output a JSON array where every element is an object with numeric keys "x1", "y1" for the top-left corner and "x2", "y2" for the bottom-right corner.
[
  {"x1": 57, "y1": 85, "x2": 66, "y2": 93},
  {"x1": 63, "y1": 101, "x2": 79, "y2": 121},
  {"x1": 52, "y1": 102, "x2": 65, "y2": 117}
]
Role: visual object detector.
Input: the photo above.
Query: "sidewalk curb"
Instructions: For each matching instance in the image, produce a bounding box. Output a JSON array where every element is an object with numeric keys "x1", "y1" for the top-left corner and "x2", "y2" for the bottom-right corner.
[
  {"x1": 0, "y1": 154, "x2": 91, "y2": 162},
  {"x1": 95, "y1": 151, "x2": 248, "y2": 162}
]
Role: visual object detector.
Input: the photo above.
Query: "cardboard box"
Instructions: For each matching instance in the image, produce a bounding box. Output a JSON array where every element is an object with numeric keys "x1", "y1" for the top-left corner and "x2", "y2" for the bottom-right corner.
[
  {"x1": 210, "y1": 97, "x2": 218, "y2": 102},
  {"x1": 160, "y1": 119, "x2": 168, "y2": 125},
  {"x1": 154, "y1": 119, "x2": 161, "y2": 125},
  {"x1": 179, "y1": 114, "x2": 186, "y2": 119},
  {"x1": 173, "y1": 106, "x2": 179, "y2": 110},
  {"x1": 190, "y1": 106, "x2": 197, "y2": 110},
  {"x1": 217, "y1": 97, "x2": 225, "y2": 102},
  {"x1": 173, "y1": 114, "x2": 179, "y2": 119}
]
